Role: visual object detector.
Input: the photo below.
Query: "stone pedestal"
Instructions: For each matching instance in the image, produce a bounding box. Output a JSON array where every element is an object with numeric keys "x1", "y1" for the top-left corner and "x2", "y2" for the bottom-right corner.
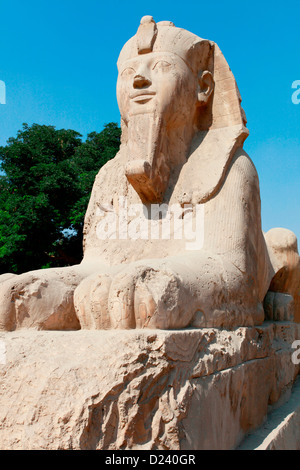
[
  {"x1": 0, "y1": 321, "x2": 299, "y2": 450},
  {"x1": 238, "y1": 377, "x2": 300, "y2": 450}
]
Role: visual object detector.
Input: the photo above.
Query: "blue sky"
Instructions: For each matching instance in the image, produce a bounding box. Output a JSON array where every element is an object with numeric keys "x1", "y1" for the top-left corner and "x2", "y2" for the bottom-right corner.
[{"x1": 0, "y1": 0, "x2": 299, "y2": 240}]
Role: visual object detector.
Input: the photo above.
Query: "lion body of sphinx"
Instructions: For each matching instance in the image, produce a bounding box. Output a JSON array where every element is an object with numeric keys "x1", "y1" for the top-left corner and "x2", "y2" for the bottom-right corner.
[{"x1": 0, "y1": 142, "x2": 298, "y2": 331}]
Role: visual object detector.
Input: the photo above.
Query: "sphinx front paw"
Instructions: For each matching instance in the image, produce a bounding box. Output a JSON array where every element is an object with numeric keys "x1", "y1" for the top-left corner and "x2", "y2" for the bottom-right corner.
[{"x1": 108, "y1": 265, "x2": 193, "y2": 330}]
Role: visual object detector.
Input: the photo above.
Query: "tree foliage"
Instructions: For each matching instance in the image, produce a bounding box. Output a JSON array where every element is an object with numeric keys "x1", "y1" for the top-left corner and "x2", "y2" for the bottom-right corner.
[{"x1": 0, "y1": 122, "x2": 121, "y2": 274}]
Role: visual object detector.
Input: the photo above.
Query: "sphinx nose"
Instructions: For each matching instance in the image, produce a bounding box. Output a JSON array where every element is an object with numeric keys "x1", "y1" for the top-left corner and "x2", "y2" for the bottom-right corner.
[{"x1": 133, "y1": 74, "x2": 152, "y2": 89}]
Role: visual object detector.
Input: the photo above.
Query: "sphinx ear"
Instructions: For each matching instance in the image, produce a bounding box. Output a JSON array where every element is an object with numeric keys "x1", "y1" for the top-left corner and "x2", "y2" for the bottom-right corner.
[{"x1": 197, "y1": 71, "x2": 214, "y2": 106}]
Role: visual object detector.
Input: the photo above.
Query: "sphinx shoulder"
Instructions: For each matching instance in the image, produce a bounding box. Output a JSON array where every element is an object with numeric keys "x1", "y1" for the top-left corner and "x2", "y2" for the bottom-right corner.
[
  {"x1": 230, "y1": 147, "x2": 259, "y2": 185},
  {"x1": 92, "y1": 151, "x2": 126, "y2": 191}
]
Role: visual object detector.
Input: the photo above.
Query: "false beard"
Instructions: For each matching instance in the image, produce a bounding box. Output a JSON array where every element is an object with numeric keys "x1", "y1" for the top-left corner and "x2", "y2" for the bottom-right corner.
[{"x1": 125, "y1": 111, "x2": 170, "y2": 204}]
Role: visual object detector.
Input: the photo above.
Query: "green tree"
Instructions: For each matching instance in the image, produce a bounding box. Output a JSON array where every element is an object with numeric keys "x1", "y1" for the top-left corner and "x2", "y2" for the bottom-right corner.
[{"x1": 0, "y1": 122, "x2": 121, "y2": 274}]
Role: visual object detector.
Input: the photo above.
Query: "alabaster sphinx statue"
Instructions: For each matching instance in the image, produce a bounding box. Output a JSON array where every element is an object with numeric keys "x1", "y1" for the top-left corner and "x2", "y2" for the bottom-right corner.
[{"x1": 0, "y1": 16, "x2": 299, "y2": 331}]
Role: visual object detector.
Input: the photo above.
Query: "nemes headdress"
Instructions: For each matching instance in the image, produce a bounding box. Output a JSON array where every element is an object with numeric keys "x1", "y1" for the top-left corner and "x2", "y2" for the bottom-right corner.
[
  {"x1": 117, "y1": 16, "x2": 212, "y2": 78},
  {"x1": 117, "y1": 15, "x2": 247, "y2": 131},
  {"x1": 117, "y1": 16, "x2": 249, "y2": 205}
]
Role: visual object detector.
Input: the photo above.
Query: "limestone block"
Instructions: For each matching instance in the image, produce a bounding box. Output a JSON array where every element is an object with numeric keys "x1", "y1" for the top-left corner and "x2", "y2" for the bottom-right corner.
[{"x1": 0, "y1": 321, "x2": 298, "y2": 450}]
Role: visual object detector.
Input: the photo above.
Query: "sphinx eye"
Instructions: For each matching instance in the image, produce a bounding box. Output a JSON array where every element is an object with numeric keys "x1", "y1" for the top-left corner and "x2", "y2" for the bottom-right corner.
[
  {"x1": 152, "y1": 60, "x2": 172, "y2": 71},
  {"x1": 121, "y1": 67, "x2": 136, "y2": 78}
]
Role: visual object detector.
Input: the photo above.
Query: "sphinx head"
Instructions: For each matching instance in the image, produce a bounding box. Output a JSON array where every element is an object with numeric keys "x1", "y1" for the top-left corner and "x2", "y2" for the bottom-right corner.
[{"x1": 116, "y1": 16, "x2": 215, "y2": 203}]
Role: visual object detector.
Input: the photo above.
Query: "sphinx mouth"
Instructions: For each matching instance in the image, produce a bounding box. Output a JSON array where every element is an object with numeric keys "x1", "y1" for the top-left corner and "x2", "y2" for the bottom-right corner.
[{"x1": 130, "y1": 91, "x2": 156, "y2": 103}]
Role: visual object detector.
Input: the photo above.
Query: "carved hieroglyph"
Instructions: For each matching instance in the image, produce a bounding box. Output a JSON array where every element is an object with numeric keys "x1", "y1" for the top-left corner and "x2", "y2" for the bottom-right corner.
[{"x1": 0, "y1": 16, "x2": 299, "y2": 331}]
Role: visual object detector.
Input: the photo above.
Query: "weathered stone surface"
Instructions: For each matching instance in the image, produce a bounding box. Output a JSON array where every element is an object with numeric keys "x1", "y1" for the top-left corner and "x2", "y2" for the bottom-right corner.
[
  {"x1": 238, "y1": 377, "x2": 300, "y2": 450},
  {"x1": 0, "y1": 14, "x2": 299, "y2": 452},
  {"x1": 0, "y1": 321, "x2": 298, "y2": 450},
  {"x1": 264, "y1": 291, "x2": 295, "y2": 322}
]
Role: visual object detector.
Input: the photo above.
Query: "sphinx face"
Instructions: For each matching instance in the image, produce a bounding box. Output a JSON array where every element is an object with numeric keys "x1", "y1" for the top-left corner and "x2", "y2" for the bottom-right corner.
[
  {"x1": 117, "y1": 52, "x2": 198, "y2": 126},
  {"x1": 116, "y1": 52, "x2": 199, "y2": 204}
]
